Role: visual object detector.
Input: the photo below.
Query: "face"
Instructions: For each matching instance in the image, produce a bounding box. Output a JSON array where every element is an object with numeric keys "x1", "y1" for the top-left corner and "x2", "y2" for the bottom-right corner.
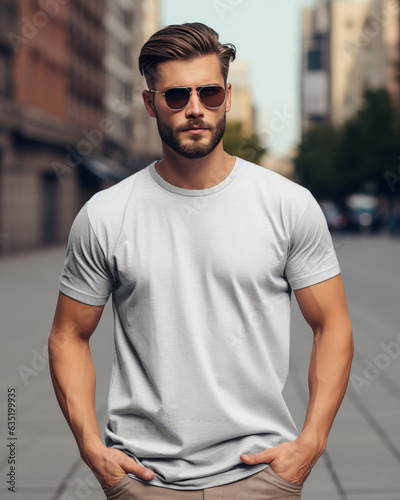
[{"x1": 143, "y1": 54, "x2": 231, "y2": 159}]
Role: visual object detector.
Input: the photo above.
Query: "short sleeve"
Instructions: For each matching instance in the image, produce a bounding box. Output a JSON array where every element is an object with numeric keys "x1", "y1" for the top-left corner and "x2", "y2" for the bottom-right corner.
[
  {"x1": 284, "y1": 191, "x2": 341, "y2": 290},
  {"x1": 59, "y1": 203, "x2": 113, "y2": 305}
]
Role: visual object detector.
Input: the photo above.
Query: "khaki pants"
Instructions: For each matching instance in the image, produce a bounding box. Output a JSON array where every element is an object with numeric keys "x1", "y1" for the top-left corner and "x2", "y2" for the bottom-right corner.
[{"x1": 102, "y1": 466, "x2": 303, "y2": 499}]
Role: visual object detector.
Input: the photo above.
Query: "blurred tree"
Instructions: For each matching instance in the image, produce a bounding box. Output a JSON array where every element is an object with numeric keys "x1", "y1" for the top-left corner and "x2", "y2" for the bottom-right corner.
[
  {"x1": 337, "y1": 88, "x2": 399, "y2": 196},
  {"x1": 294, "y1": 123, "x2": 342, "y2": 202},
  {"x1": 223, "y1": 121, "x2": 267, "y2": 164},
  {"x1": 295, "y1": 88, "x2": 400, "y2": 202}
]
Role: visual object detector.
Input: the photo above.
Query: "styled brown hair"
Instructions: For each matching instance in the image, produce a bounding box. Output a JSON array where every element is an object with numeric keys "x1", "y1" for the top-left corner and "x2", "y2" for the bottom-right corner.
[{"x1": 138, "y1": 22, "x2": 236, "y2": 89}]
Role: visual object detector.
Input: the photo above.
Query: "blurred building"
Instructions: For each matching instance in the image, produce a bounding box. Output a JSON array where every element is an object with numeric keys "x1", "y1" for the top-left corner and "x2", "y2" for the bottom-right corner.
[
  {"x1": 301, "y1": 0, "x2": 400, "y2": 131},
  {"x1": 227, "y1": 61, "x2": 255, "y2": 136},
  {"x1": 68, "y1": 1, "x2": 106, "y2": 127},
  {"x1": 66, "y1": 0, "x2": 128, "y2": 210},
  {"x1": 0, "y1": 0, "x2": 159, "y2": 257},
  {"x1": 131, "y1": 0, "x2": 162, "y2": 170},
  {"x1": 301, "y1": 0, "x2": 331, "y2": 130},
  {"x1": 0, "y1": 1, "x2": 17, "y2": 98},
  {"x1": 104, "y1": 0, "x2": 135, "y2": 166},
  {"x1": 261, "y1": 148, "x2": 297, "y2": 179},
  {"x1": 1, "y1": 0, "x2": 73, "y2": 254}
]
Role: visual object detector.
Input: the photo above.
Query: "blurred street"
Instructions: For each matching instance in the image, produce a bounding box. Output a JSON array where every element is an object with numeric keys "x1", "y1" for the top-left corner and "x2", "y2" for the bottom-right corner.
[
  {"x1": 0, "y1": 233, "x2": 399, "y2": 499},
  {"x1": 1, "y1": 1, "x2": 400, "y2": 498}
]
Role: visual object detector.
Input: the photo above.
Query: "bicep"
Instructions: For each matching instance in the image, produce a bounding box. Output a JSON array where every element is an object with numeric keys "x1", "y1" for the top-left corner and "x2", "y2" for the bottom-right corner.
[
  {"x1": 50, "y1": 292, "x2": 105, "y2": 341},
  {"x1": 293, "y1": 274, "x2": 351, "y2": 333}
]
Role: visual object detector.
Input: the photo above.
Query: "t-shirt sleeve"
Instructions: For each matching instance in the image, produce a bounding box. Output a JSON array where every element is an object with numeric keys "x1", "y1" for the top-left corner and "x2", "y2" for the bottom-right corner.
[
  {"x1": 284, "y1": 191, "x2": 341, "y2": 290},
  {"x1": 59, "y1": 203, "x2": 114, "y2": 306}
]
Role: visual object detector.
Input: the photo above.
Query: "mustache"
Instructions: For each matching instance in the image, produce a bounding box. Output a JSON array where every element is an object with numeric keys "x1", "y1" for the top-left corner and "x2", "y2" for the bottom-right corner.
[{"x1": 177, "y1": 120, "x2": 213, "y2": 131}]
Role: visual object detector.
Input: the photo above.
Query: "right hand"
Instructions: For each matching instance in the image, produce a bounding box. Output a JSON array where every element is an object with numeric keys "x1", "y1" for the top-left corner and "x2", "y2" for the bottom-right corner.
[{"x1": 85, "y1": 444, "x2": 155, "y2": 489}]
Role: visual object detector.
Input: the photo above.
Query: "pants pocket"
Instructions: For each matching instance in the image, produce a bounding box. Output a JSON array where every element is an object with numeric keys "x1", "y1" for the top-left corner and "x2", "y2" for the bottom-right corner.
[
  {"x1": 102, "y1": 474, "x2": 131, "y2": 498},
  {"x1": 263, "y1": 466, "x2": 304, "y2": 494}
]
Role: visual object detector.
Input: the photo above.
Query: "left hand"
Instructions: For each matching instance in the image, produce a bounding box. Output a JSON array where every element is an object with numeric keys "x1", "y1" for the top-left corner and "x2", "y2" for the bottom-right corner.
[{"x1": 240, "y1": 437, "x2": 323, "y2": 486}]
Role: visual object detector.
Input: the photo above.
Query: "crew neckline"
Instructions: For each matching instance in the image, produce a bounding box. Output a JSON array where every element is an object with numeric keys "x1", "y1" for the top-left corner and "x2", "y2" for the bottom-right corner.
[{"x1": 149, "y1": 157, "x2": 242, "y2": 197}]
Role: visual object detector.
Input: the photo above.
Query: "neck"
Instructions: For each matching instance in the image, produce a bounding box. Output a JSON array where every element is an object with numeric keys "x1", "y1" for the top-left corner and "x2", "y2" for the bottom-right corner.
[{"x1": 156, "y1": 142, "x2": 236, "y2": 190}]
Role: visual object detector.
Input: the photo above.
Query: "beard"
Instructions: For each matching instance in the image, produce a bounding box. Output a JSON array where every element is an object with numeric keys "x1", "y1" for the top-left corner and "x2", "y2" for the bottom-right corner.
[{"x1": 154, "y1": 111, "x2": 226, "y2": 159}]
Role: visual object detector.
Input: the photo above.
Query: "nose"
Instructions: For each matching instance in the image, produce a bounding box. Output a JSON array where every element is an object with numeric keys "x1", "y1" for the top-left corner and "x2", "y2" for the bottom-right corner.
[{"x1": 185, "y1": 90, "x2": 204, "y2": 118}]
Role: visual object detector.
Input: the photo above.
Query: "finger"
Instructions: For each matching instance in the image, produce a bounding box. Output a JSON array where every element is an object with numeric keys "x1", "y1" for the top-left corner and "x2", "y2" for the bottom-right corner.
[
  {"x1": 134, "y1": 465, "x2": 155, "y2": 481},
  {"x1": 119, "y1": 455, "x2": 155, "y2": 481},
  {"x1": 241, "y1": 449, "x2": 276, "y2": 465}
]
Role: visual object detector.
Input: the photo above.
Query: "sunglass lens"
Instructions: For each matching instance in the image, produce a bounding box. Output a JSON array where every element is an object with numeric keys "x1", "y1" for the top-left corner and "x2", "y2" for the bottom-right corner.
[
  {"x1": 200, "y1": 86, "x2": 226, "y2": 108},
  {"x1": 165, "y1": 88, "x2": 190, "y2": 109}
]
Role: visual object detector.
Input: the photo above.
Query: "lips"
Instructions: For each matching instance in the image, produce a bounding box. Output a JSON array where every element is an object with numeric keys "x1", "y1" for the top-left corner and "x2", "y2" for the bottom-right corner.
[
  {"x1": 180, "y1": 122, "x2": 210, "y2": 132},
  {"x1": 181, "y1": 124, "x2": 210, "y2": 134}
]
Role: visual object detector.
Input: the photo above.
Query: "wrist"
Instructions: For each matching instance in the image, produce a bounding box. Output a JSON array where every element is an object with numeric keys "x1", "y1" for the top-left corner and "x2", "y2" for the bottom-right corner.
[
  {"x1": 296, "y1": 429, "x2": 327, "y2": 456},
  {"x1": 80, "y1": 439, "x2": 107, "y2": 466}
]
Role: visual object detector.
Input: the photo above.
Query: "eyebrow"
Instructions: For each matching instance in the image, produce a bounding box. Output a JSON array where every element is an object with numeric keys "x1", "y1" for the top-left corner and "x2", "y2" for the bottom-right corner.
[{"x1": 158, "y1": 83, "x2": 223, "y2": 91}]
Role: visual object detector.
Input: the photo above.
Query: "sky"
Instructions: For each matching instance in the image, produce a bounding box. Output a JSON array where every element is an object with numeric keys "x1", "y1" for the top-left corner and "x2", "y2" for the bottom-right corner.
[{"x1": 160, "y1": 0, "x2": 316, "y2": 157}]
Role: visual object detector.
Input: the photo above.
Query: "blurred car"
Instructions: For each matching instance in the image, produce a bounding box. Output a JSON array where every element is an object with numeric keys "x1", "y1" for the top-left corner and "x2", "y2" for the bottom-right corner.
[
  {"x1": 388, "y1": 206, "x2": 400, "y2": 235},
  {"x1": 320, "y1": 200, "x2": 348, "y2": 231},
  {"x1": 345, "y1": 193, "x2": 381, "y2": 232}
]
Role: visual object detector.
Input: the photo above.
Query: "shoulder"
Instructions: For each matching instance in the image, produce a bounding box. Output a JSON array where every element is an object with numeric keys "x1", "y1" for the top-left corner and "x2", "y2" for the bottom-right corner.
[
  {"x1": 88, "y1": 166, "x2": 148, "y2": 207},
  {"x1": 85, "y1": 164, "x2": 151, "y2": 224},
  {"x1": 78, "y1": 163, "x2": 153, "y2": 251},
  {"x1": 237, "y1": 157, "x2": 312, "y2": 209}
]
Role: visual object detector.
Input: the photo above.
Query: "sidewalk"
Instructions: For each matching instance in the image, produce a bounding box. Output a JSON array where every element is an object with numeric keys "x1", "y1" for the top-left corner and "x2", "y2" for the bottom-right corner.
[{"x1": 0, "y1": 236, "x2": 399, "y2": 499}]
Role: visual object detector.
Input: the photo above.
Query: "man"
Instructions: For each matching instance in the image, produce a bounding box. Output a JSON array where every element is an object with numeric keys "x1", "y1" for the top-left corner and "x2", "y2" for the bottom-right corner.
[{"x1": 49, "y1": 22, "x2": 354, "y2": 500}]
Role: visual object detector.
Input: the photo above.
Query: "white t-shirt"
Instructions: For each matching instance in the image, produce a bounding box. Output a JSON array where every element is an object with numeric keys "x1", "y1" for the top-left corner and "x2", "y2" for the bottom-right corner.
[{"x1": 59, "y1": 157, "x2": 341, "y2": 490}]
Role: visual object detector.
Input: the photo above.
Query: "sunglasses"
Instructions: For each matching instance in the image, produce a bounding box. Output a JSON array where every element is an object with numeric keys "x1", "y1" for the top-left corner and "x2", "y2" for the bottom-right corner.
[{"x1": 149, "y1": 85, "x2": 227, "y2": 110}]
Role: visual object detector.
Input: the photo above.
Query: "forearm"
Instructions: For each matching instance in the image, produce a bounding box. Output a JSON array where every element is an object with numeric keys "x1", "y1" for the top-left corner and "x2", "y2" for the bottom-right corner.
[
  {"x1": 299, "y1": 321, "x2": 354, "y2": 451},
  {"x1": 48, "y1": 331, "x2": 104, "y2": 463}
]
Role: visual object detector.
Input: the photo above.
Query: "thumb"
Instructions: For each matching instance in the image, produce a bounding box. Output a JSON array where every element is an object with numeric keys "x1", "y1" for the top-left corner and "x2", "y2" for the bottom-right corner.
[
  {"x1": 240, "y1": 447, "x2": 277, "y2": 465},
  {"x1": 120, "y1": 454, "x2": 155, "y2": 481}
]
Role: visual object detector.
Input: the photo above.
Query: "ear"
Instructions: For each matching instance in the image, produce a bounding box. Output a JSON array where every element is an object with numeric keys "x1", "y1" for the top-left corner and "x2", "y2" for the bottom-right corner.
[
  {"x1": 225, "y1": 82, "x2": 232, "y2": 113},
  {"x1": 142, "y1": 90, "x2": 156, "y2": 118}
]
